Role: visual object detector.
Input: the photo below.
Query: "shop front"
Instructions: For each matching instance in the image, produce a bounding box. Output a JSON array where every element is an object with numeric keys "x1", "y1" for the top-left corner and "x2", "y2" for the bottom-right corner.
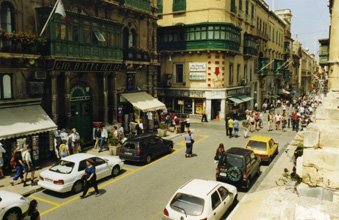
[
  {"x1": 226, "y1": 87, "x2": 253, "y2": 119},
  {"x1": 0, "y1": 105, "x2": 57, "y2": 172},
  {"x1": 119, "y1": 92, "x2": 166, "y2": 132}
]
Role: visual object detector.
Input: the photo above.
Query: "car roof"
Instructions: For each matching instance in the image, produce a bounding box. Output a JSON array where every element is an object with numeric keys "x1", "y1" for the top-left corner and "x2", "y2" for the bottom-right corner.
[
  {"x1": 177, "y1": 179, "x2": 221, "y2": 197},
  {"x1": 248, "y1": 135, "x2": 272, "y2": 142},
  {"x1": 62, "y1": 153, "x2": 95, "y2": 163},
  {"x1": 125, "y1": 134, "x2": 156, "y2": 142},
  {"x1": 226, "y1": 147, "x2": 253, "y2": 155}
]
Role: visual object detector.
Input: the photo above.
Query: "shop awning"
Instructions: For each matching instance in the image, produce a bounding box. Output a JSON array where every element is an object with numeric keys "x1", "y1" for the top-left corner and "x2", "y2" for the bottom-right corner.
[
  {"x1": 0, "y1": 105, "x2": 57, "y2": 140},
  {"x1": 238, "y1": 95, "x2": 253, "y2": 102},
  {"x1": 121, "y1": 92, "x2": 166, "y2": 112},
  {"x1": 228, "y1": 97, "x2": 244, "y2": 104}
]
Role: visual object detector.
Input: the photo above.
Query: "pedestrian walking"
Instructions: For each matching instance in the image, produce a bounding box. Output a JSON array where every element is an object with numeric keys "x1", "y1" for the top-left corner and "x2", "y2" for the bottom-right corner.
[
  {"x1": 0, "y1": 142, "x2": 6, "y2": 178},
  {"x1": 267, "y1": 112, "x2": 274, "y2": 131},
  {"x1": 233, "y1": 118, "x2": 240, "y2": 137},
  {"x1": 228, "y1": 117, "x2": 234, "y2": 138},
  {"x1": 10, "y1": 148, "x2": 24, "y2": 186},
  {"x1": 98, "y1": 126, "x2": 108, "y2": 153},
  {"x1": 185, "y1": 116, "x2": 190, "y2": 129},
  {"x1": 274, "y1": 113, "x2": 281, "y2": 130},
  {"x1": 281, "y1": 112, "x2": 287, "y2": 132},
  {"x1": 242, "y1": 120, "x2": 250, "y2": 138},
  {"x1": 23, "y1": 199, "x2": 40, "y2": 220},
  {"x1": 117, "y1": 124, "x2": 125, "y2": 142},
  {"x1": 69, "y1": 128, "x2": 80, "y2": 154},
  {"x1": 22, "y1": 146, "x2": 36, "y2": 186},
  {"x1": 249, "y1": 114, "x2": 255, "y2": 132},
  {"x1": 80, "y1": 159, "x2": 100, "y2": 199},
  {"x1": 201, "y1": 108, "x2": 208, "y2": 122},
  {"x1": 262, "y1": 102, "x2": 268, "y2": 113},
  {"x1": 225, "y1": 116, "x2": 230, "y2": 136},
  {"x1": 93, "y1": 126, "x2": 101, "y2": 149},
  {"x1": 214, "y1": 143, "x2": 225, "y2": 162},
  {"x1": 184, "y1": 130, "x2": 194, "y2": 158}
]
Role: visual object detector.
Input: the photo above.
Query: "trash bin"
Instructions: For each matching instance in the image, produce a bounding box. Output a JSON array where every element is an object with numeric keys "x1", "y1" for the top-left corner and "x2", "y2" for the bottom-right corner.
[{"x1": 180, "y1": 121, "x2": 186, "y2": 133}]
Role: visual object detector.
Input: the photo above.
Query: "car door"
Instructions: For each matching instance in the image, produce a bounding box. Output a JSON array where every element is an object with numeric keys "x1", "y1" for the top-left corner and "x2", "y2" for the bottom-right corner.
[
  {"x1": 148, "y1": 137, "x2": 160, "y2": 158},
  {"x1": 250, "y1": 152, "x2": 260, "y2": 177},
  {"x1": 154, "y1": 136, "x2": 168, "y2": 154},
  {"x1": 217, "y1": 186, "x2": 232, "y2": 213},
  {"x1": 270, "y1": 139, "x2": 278, "y2": 155},
  {"x1": 93, "y1": 157, "x2": 110, "y2": 179},
  {"x1": 208, "y1": 190, "x2": 223, "y2": 220}
]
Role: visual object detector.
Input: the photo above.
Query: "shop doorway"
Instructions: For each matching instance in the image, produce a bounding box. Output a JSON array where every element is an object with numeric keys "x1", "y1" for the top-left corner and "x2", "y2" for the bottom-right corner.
[
  {"x1": 70, "y1": 84, "x2": 92, "y2": 142},
  {"x1": 211, "y1": 100, "x2": 221, "y2": 120}
]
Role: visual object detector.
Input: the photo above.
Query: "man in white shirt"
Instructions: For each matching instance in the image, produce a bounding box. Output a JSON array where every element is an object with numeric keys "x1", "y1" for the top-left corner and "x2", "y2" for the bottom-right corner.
[
  {"x1": 275, "y1": 113, "x2": 281, "y2": 130},
  {"x1": 99, "y1": 126, "x2": 108, "y2": 153},
  {"x1": 22, "y1": 146, "x2": 36, "y2": 186}
]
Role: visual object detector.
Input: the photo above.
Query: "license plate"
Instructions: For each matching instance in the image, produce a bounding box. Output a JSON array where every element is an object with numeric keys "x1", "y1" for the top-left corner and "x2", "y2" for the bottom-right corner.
[
  {"x1": 45, "y1": 178, "x2": 53, "y2": 182},
  {"x1": 220, "y1": 172, "x2": 227, "y2": 177},
  {"x1": 125, "y1": 152, "x2": 132, "y2": 156}
]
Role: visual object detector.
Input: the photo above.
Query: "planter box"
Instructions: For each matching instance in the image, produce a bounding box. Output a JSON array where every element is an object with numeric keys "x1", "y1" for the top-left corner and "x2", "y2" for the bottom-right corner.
[
  {"x1": 109, "y1": 145, "x2": 121, "y2": 155},
  {"x1": 157, "y1": 129, "x2": 167, "y2": 137}
]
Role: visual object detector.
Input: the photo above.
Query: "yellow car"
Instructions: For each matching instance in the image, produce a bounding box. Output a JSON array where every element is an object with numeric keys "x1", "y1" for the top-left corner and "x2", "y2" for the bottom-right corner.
[{"x1": 245, "y1": 136, "x2": 279, "y2": 163}]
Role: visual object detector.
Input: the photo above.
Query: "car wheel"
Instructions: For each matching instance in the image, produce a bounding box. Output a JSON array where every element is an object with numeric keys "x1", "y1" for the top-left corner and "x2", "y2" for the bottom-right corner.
[
  {"x1": 72, "y1": 180, "x2": 83, "y2": 194},
  {"x1": 111, "y1": 165, "x2": 120, "y2": 177},
  {"x1": 168, "y1": 144, "x2": 173, "y2": 153},
  {"x1": 146, "y1": 155, "x2": 152, "y2": 164},
  {"x1": 3, "y1": 208, "x2": 21, "y2": 220}
]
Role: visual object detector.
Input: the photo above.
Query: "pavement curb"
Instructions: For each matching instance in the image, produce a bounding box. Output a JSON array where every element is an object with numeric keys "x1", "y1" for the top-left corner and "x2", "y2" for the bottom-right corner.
[{"x1": 22, "y1": 187, "x2": 44, "y2": 197}]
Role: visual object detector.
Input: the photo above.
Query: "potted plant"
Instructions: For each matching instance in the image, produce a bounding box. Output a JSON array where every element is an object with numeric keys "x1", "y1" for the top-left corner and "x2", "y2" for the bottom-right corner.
[
  {"x1": 108, "y1": 129, "x2": 121, "y2": 155},
  {"x1": 157, "y1": 122, "x2": 168, "y2": 137}
]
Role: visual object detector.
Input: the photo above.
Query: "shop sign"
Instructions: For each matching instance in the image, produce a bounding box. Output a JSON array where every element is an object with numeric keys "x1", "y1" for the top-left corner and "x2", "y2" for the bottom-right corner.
[
  {"x1": 178, "y1": 100, "x2": 184, "y2": 105},
  {"x1": 52, "y1": 60, "x2": 123, "y2": 72},
  {"x1": 189, "y1": 63, "x2": 207, "y2": 72},
  {"x1": 189, "y1": 72, "x2": 206, "y2": 80},
  {"x1": 166, "y1": 89, "x2": 205, "y2": 98}
]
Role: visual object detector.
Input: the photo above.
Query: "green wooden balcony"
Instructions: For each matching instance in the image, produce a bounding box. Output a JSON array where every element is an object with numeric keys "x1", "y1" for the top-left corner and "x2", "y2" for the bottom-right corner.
[
  {"x1": 37, "y1": 7, "x2": 123, "y2": 61},
  {"x1": 273, "y1": 59, "x2": 285, "y2": 75},
  {"x1": 319, "y1": 55, "x2": 329, "y2": 64},
  {"x1": 258, "y1": 57, "x2": 269, "y2": 77},
  {"x1": 158, "y1": 22, "x2": 241, "y2": 53},
  {"x1": 120, "y1": 0, "x2": 152, "y2": 12},
  {"x1": 243, "y1": 34, "x2": 257, "y2": 56}
]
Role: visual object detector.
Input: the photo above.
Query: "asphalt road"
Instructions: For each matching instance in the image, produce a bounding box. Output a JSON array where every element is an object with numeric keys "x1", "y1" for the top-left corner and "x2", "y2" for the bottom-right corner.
[{"x1": 30, "y1": 120, "x2": 296, "y2": 220}]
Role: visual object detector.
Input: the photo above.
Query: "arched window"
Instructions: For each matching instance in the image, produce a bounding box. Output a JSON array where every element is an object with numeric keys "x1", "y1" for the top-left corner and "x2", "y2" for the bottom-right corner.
[
  {"x1": 0, "y1": 2, "x2": 15, "y2": 32},
  {"x1": 1, "y1": 74, "x2": 13, "y2": 99}
]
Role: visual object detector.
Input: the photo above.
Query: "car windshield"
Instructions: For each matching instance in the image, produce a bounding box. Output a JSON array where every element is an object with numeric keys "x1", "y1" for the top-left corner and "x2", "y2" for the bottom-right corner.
[
  {"x1": 170, "y1": 193, "x2": 204, "y2": 216},
  {"x1": 49, "y1": 160, "x2": 74, "y2": 174},
  {"x1": 222, "y1": 155, "x2": 244, "y2": 168},
  {"x1": 123, "y1": 142, "x2": 137, "y2": 150},
  {"x1": 246, "y1": 140, "x2": 267, "y2": 151}
]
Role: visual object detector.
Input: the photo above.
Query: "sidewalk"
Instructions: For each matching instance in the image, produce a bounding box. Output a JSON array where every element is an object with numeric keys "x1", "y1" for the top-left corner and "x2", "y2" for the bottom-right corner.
[{"x1": 0, "y1": 130, "x2": 182, "y2": 197}]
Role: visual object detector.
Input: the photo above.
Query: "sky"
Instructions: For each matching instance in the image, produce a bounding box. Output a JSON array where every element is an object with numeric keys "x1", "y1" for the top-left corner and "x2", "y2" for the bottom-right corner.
[{"x1": 267, "y1": 0, "x2": 330, "y2": 57}]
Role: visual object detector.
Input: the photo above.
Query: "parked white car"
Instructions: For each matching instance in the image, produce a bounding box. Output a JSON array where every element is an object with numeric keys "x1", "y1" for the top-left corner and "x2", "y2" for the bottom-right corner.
[
  {"x1": 0, "y1": 190, "x2": 29, "y2": 220},
  {"x1": 163, "y1": 179, "x2": 237, "y2": 220},
  {"x1": 38, "y1": 153, "x2": 123, "y2": 193}
]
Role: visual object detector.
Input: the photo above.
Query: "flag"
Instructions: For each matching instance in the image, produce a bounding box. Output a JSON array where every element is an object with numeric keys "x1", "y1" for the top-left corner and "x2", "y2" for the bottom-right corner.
[{"x1": 55, "y1": 0, "x2": 66, "y2": 18}]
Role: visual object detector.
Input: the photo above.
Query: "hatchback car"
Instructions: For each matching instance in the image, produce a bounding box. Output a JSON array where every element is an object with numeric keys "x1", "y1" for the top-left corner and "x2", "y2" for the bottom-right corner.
[
  {"x1": 119, "y1": 134, "x2": 173, "y2": 164},
  {"x1": 245, "y1": 136, "x2": 279, "y2": 163},
  {"x1": 0, "y1": 190, "x2": 29, "y2": 220},
  {"x1": 216, "y1": 147, "x2": 261, "y2": 190},
  {"x1": 163, "y1": 179, "x2": 237, "y2": 220},
  {"x1": 38, "y1": 153, "x2": 123, "y2": 193}
]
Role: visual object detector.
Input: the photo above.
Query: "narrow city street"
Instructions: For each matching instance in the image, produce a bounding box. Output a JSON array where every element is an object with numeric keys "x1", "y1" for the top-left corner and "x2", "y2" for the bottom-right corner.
[{"x1": 29, "y1": 121, "x2": 296, "y2": 220}]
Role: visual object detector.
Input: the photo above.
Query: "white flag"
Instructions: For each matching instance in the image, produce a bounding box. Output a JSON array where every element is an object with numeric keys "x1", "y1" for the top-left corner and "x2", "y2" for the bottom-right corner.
[{"x1": 55, "y1": 0, "x2": 66, "y2": 18}]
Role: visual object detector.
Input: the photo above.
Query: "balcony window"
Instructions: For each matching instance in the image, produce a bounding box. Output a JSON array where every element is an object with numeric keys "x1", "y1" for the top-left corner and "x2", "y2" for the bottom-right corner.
[
  {"x1": 173, "y1": 0, "x2": 186, "y2": 12},
  {"x1": 231, "y1": 0, "x2": 236, "y2": 13},
  {"x1": 157, "y1": 0, "x2": 163, "y2": 13},
  {"x1": 126, "y1": 72, "x2": 136, "y2": 91},
  {"x1": 0, "y1": 2, "x2": 15, "y2": 32},
  {"x1": 175, "y1": 64, "x2": 184, "y2": 83},
  {"x1": 0, "y1": 74, "x2": 13, "y2": 99}
]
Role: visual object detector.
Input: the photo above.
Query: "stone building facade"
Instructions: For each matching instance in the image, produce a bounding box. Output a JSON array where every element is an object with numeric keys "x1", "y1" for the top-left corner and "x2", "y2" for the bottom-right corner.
[{"x1": 0, "y1": 0, "x2": 159, "y2": 164}]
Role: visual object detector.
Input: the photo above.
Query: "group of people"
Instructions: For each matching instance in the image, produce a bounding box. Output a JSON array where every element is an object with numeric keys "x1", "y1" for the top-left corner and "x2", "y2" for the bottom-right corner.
[
  {"x1": 10, "y1": 145, "x2": 36, "y2": 187},
  {"x1": 225, "y1": 116, "x2": 241, "y2": 138},
  {"x1": 54, "y1": 128, "x2": 81, "y2": 159}
]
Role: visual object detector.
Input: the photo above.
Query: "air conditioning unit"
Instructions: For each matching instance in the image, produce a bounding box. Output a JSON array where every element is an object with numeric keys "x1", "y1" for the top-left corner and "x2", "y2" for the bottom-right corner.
[
  {"x1": 34, "y1": 71, "x2": 47, "y2": 80},
  {"x1": 28, "y1": 81, "x2": 44, "y2": 95}
]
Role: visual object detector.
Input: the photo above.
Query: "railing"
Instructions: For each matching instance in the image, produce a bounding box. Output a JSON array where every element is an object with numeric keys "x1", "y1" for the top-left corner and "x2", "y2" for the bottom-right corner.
[
  {"x1": 119, "y1": 0, "x2": 152, "y2": 12},
  {"x1": 123, "y1": 48, "x2": 151, "y2": 62}
]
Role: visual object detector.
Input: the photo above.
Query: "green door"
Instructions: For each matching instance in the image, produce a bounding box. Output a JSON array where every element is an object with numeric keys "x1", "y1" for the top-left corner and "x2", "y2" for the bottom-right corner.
[{"x1": 70, "y1": 85, "x2": 92, "y2": 143}]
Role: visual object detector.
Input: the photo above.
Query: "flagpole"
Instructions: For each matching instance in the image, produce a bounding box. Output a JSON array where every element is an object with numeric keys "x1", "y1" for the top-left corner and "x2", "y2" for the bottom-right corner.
[{"x1": 39, "y1": 0, "x2": 60, "y2": 36}]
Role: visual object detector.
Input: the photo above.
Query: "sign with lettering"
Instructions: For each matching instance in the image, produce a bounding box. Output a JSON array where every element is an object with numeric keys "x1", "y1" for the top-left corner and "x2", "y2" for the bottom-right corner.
[
  {"x1": 52, "y1": 60, "x2": 123, "y2": 72},
  {"x1": 189, "y1": 63, "x2": 207, "y2": 72},
  {"x1": 189, "y1": 72, "x2": 206, "y2": 80},
  {"x1": 166, "y1": 89, "x2": 205, "y2": 98}
]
